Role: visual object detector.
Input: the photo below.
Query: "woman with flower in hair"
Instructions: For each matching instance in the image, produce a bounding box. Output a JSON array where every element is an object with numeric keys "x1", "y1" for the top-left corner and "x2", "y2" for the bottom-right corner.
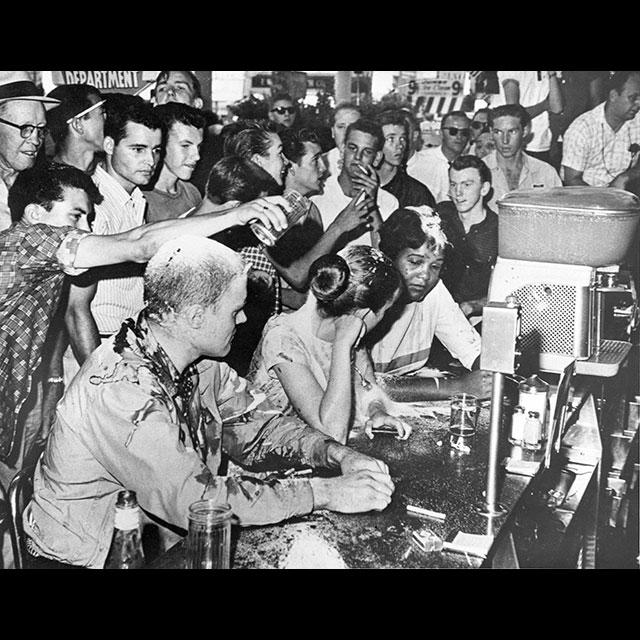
[
  {"x1": 248, "y1": 245, "x2": 411, "y2": 444},
  {"x1": 367, "y1": 206, "x2": 493, "y2": 401}
]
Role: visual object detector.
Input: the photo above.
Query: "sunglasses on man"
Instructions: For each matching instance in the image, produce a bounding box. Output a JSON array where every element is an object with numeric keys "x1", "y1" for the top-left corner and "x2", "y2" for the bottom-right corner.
[
  {"x1": 471, "y1": 121, "x2": 487, "y2": 130},
  {"x1": 0, "y1": 117, "x2": 48, "y2": 140},
  {"x1": 271, "y1": 106, "x2": 295, "y2": 115},
  {"x1": 443, "y1": 126, "x2": 471, "y2": 138}
]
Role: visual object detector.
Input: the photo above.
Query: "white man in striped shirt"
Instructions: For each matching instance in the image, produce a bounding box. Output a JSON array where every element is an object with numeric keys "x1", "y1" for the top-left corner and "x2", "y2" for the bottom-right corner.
[{"x1": 62, "y1": 97, "x2": 163, "y2": 385}]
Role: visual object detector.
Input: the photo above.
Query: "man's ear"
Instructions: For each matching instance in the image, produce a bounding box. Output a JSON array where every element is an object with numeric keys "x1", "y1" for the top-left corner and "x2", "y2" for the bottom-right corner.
[
  {"x1": 193, "y1": 97, "x2": 204, "y2": 110},
  {"x1": 184, "y1": 304, "x2": 206, "y2": 329},
  {"x1": 23, "y1": 203, "x2": 46, "y2": 224},
  {"x1": 103, "y1": 135, "x2": 115, "y2": 155},
  {"x1": 481, "y1": 181, "x2": 491, "y2": 197},
  {"x1": 70, "y1": 118, "x2": 84, "y2": 136},
  {"x1": 374, "y1": 150, "x2": 384, "y2": 168}
]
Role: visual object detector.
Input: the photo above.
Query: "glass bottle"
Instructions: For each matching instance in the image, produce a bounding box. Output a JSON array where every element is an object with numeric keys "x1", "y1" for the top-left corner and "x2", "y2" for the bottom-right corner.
[{"x1": 104, "y1": 490, "x2": 145, "y2": 569}]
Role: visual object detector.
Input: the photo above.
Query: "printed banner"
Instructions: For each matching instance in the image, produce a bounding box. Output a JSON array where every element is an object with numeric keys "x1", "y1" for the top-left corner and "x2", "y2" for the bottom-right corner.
[{"x1": 52, "y1": 71, "x2": 144, "y2": 94}]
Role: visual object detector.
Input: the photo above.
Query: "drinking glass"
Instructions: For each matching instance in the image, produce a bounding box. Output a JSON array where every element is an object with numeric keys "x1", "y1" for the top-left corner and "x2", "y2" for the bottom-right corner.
[
  {"x1": 449, "y1": 393, "x2": 480, "y2": 437},
  {"x1": 250, "y1": 189, "x2": 310, "y2": 247},
  {"x1": 185, "y1": 501, "x2": 232, "y2": 569}
]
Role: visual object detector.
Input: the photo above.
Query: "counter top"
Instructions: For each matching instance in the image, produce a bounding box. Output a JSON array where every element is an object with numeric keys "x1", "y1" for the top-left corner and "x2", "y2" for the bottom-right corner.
[{"x1": 150, "y1": 403, "x2": 538, "y2": 569}]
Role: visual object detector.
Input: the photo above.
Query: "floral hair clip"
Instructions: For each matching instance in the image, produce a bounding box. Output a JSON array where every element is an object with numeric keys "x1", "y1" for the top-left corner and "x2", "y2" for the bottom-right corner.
[{"x1": 405, "y1": 206, "x2": 449, "y2": 250}]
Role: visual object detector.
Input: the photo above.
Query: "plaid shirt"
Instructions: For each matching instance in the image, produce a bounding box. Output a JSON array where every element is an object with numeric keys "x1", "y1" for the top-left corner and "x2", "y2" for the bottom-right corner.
[
  {"x1": 240, "y1": 245, "x2": 282, "y2": 315},
  {"x1": 0, "y1": 222, "x2": 88, "y2": 462},
  {"x1": 562, "y1": 102, "x2": 640, "y2": 187}
]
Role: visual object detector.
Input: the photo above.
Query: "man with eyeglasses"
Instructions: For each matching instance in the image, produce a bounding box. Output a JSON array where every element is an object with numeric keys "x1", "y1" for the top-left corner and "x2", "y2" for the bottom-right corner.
[
  {"x1": 407, "y1": 110, "x2": 471, "y2": 203},
  {"x1": 562, "y1": 71, "x2": 640, "y2": 190},
  {"x1": 268, "y1": 93, "x2": 298, "y2": 131},
  {"x1": 0, "y1": 72, "x2": 60, "y2": 230},
  {"x1": 46, "y1": 83, "x2": 106, "y2": 174},
  {"x1": 483, "y1": 104, "x2": 561, "y2": 211}
]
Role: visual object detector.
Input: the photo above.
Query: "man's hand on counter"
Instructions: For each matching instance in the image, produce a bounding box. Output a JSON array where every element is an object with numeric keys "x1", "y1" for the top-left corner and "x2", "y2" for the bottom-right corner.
[
  {"x1": 310, "y1": 470, "x2": 394, "y2": 513},
  {"x1": 326, "y1": 442, "x2": 389, "y2": 475}
]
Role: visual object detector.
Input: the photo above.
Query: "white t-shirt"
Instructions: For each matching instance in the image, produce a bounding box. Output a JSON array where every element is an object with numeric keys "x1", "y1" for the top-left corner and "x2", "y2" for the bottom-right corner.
[
  {"x1": 492, "y1": 71, "x2": 552, "y2": 153},
  {"x1": 310, "y1": 174, "x2": 399, "y2": 250},
  {"x1": 369, "y1": 280, "x2": 482, "y2": 375}
]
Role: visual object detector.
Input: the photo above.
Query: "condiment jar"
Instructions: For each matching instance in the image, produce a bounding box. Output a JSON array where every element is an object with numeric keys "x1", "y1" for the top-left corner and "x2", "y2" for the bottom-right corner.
[{"x1": 518, "y1": 375, "x2": 549, "y2": 439}]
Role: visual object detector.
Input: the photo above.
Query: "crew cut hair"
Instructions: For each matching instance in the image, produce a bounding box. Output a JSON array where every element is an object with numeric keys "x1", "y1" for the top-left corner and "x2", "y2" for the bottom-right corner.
[{"x1": 144, "y1": 236, "x2": 245, "y2": 320}]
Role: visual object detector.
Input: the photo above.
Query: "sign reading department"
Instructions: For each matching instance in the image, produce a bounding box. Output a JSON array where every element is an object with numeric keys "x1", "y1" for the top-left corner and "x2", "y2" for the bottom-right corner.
[{"x1": 52, "y1": 71, "x2": 143, "y2": 94}]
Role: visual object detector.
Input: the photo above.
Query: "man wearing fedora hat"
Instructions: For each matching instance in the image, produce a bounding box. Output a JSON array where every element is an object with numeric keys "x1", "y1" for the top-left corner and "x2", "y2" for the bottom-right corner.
[{"x1": 0, "y1": 71, "x2": 60, "y2": 230}]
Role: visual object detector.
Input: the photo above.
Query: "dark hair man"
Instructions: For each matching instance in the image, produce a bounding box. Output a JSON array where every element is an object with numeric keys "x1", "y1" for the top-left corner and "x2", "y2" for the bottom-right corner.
[
  {"x1": 311, "y1": 119, "x2": 399, "y2": 252},
  {"x1": 46, "y1": 84, "x2": 105, "y2": 174},
  {"x1": 152, "y1": 70, "x2": 203, "y2": 109},
  {"x1": 23, "y1": 235, "x2": 394, "y2": 569},
  {"x1": 437, "y1": 155, "x2": 497, "y2": 319},
  {"x1": 376, "y1": 110, "x2": 435, "y2": 209},
  {"x1": 562, "y1": 70, "x2": 640, "y2": 189},
  {"x1": 483, "y1": 104, "x2": 561, "y2": 210},
  {"x1": 406, "y1": 110, "x2": 471, "y2": 203},
  {"x1": 145, "y1": 102, "x2": 206, "y2": 222},
  {"x1": 0, "y1": 72, "x2": 60, "y2": 230},
  {"x1": 62, "y1": 99, "x2": 163, "y2": 386}
]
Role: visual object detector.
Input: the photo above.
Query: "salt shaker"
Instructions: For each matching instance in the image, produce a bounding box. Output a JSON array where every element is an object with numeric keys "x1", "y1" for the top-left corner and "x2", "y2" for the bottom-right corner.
[{"x1": 523, "y1": 410, "x2": 543, "y2": 450}]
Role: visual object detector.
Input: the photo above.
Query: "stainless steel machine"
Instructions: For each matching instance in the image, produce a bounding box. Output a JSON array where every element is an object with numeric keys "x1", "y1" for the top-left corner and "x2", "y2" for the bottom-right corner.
[{"x1": 488, "y1": 187, "x2": 640, "y2": 377}]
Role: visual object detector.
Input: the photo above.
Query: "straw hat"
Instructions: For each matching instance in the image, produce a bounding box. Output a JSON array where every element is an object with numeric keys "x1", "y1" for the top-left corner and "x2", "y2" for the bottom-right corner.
[{"x1": 0, "y1": 71, "x2": 60, "y2": 110}]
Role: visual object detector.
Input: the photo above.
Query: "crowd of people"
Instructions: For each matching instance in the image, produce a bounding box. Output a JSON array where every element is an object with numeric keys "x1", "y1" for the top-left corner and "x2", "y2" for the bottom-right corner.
[{"x1": 1, "y1": 69, "x2": 639, "y2": 569}]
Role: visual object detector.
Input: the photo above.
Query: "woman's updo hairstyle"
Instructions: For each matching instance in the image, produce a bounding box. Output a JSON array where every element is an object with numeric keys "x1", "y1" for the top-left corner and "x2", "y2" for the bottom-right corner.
[{"x1": 309, "y1": 245, "x2": 400, "y2": 318}]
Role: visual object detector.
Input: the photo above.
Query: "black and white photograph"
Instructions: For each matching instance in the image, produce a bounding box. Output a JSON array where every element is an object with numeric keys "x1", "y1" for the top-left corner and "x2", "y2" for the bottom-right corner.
[{"x1": 0, "y1": 69, "x2": 638, "y2": 572}]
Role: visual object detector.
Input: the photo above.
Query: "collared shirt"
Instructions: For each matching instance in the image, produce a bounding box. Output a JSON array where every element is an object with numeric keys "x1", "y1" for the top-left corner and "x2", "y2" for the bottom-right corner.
[
  {"x1": 406, "y1": 146, "x2": 452, "y2": 204},
  {"x1": 368, "y1": 280, "x2": 482, "y2": 375},
  {"x1": 0, "y1": 222, "x2": 88, "y2": 462},
  {"x1": 483, "y1": 150, "x2": 562, "y2": 211},
  {"x1": 24, "y1": 311, "x2": 337, "y2": 568},
  {"x1": 562, "y1": 102, "x2": 640, "y2": 187},
  {"x1": 437, "y1": 201, "x2": 499, "y2": 303},
  {"x1": 0, "y1": 179, "x2": 11, "y2": 231},
  {"x1": 90, "y1": 165, "x2": 148, "y2": 335},
  {"x1": 382, "y1": 167, "x2": 436, "y2": 209},
  {"x1": 310, "y1": 174, "x2": 399, "y2": 251}
]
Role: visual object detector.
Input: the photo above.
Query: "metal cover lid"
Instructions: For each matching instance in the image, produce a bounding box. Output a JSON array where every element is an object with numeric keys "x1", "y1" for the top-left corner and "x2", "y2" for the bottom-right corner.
[{"x1": 498, "y1": 187, "x2": 640, "y2": 214}]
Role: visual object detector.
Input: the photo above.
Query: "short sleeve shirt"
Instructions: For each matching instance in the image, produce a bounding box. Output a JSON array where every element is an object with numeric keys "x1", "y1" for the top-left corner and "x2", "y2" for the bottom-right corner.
[
  {"x1": 0, "y1": 222, "x2": 89, "y2": 461},
  {"x1": 562, "y1": 102, "x2": 640, "y2": 186}
]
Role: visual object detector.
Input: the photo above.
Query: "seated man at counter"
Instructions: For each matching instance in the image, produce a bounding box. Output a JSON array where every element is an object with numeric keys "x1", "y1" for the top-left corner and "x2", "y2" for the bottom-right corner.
[
  {"x1": 23, "y1": 236, "x2": 395, "y2": 569},
  {"x1": 437, "y1": 154, "x2": 498, "y2": 320},
  {"x1": 367, "y1": 207, "x2": 492, "y2": 401}
]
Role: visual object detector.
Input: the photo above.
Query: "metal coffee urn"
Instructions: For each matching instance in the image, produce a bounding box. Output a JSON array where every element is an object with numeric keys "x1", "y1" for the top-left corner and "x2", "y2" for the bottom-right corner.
[{"x1": 489, "y1": 187, "x2": 640, "y2": 376}]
